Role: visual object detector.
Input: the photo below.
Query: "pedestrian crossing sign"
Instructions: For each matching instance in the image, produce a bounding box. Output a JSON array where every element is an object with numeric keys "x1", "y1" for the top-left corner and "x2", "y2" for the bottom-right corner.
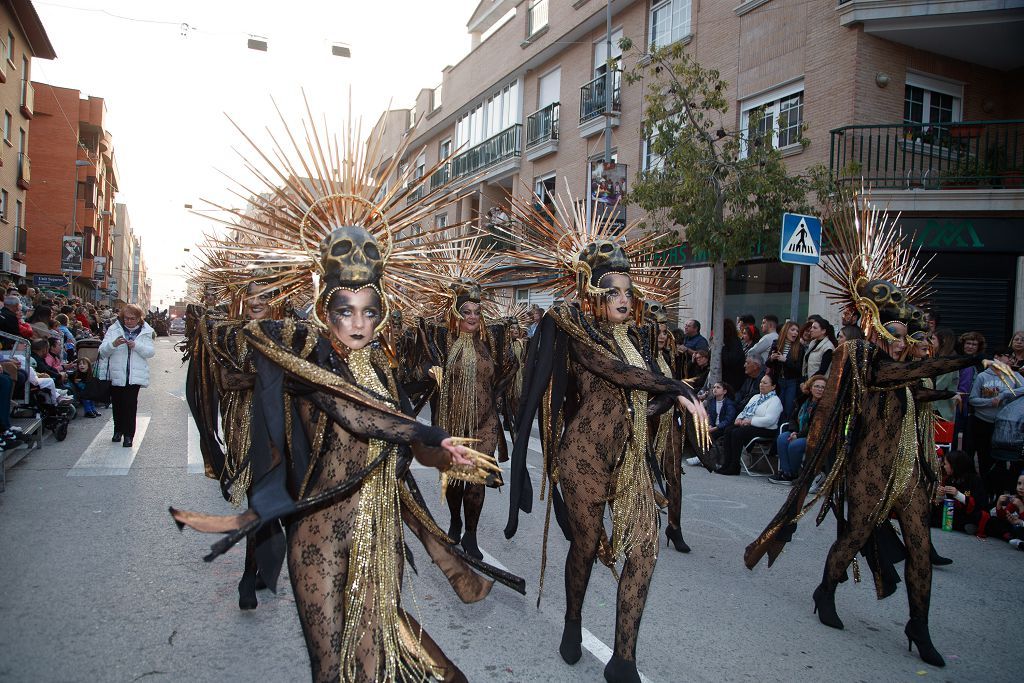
[{"x1": 779, "y1": 213, "x2": 822, "y2": 266}]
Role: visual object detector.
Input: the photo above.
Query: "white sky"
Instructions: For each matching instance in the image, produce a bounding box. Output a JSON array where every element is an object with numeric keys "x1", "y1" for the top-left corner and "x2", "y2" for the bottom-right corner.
[{"x1": 32, "y1": 0, "x2": 480, "y2": 306}]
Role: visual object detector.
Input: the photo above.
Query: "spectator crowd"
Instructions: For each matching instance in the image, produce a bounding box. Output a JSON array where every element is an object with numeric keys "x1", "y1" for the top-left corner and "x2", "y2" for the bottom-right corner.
[{"x1": 0, "y1": 282, "x2": 166, "y2": 450}]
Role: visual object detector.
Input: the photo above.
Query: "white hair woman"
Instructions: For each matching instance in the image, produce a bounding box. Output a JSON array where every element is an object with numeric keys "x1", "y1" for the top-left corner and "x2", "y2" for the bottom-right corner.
[{"x1": 98, "y1": 303, "x2": 155, "y2": 448}]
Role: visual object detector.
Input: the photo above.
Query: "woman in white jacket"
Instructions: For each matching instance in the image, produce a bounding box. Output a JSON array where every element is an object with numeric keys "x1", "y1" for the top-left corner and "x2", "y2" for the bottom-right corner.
[
  {"x1": 99, "y1": 304, "x2": 154, "y2": 448},
  {"x1": 716, "y1": 373, "x2": 784, "y2": 475}
]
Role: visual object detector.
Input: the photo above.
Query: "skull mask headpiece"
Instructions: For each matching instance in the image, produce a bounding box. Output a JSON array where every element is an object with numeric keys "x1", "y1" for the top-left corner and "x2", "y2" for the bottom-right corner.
[
  {"x1": 574, "y1": 239, "x2": 631, "y2": 297},
  {"x1": 320, "y1": 225, "x2": 384, "y2": 290},
  {"x1": 643, "y1": 300, "x2": 668, "y2": 325},
  {"x1": 315, "y1": 225, "x2": 389, "y2": 334}
]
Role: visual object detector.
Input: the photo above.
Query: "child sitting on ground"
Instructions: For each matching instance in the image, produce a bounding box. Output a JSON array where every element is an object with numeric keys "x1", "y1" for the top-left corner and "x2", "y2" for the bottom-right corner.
[
  {"x1": 987, "y1": 472, "x2": 1024, "y2": 550},
  {"x1": 931, "y1": 450, "x2": 991, "y2": 537},
  {"x1": 69, "y1": 357, "x2": 100, "y2": 418}
]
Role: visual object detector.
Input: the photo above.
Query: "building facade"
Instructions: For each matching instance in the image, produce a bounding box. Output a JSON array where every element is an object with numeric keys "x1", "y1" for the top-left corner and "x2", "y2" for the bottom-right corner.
[
  {"x1": 24, "y1": 85, "x2": 119, "y2": 302},
  {"x1": 370, "y1": 0, "x2": 1024, "y2": 343},
  {"x1": 0, "y1": 0, "x2": 55, "y2": 283},
  {"x1": 131, "y1": 233, "x2": 151, "y2": 312}
]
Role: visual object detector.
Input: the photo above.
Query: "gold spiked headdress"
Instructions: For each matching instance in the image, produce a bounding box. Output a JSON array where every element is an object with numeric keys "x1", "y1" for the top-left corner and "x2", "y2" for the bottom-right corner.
[
  {"x1": 192, "y1": 96, "x2": 468, "y2": 336},
  {"x1": 499, "y1": 185, "x2": 680, "y2": 322},
  {"x1": 819, "y1": 191, "x2": 932, "y2": 345},
  {"x1": 413, "y1": 231, "x2": 500, "y2": 332}
]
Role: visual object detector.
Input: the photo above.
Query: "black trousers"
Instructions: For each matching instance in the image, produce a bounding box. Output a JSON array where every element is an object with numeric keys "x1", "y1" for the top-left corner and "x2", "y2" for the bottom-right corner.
[
  {"x1": 110, "y1": 384, "x2": 142, "y2": 438},
  {"x1": 722, "y1": 425, "x2": 777, "y2": 472}
]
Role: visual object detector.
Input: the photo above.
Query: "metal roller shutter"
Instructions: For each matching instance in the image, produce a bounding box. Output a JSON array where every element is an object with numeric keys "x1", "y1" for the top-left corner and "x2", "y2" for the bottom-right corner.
[{"x1": 929, "y1": 276, "x2": 1013, "y2": 346}]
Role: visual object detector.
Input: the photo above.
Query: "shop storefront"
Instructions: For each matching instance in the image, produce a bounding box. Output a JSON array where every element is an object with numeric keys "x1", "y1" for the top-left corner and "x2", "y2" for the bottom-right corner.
[{"x1": 901, "y1": 216, "x2": 1022, "y2": 346}]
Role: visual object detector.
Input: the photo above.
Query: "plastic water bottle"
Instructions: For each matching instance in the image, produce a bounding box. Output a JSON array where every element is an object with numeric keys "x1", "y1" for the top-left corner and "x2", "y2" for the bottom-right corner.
[{"x1": 941, "y1": 498, "x2": 954, "y2": 532}]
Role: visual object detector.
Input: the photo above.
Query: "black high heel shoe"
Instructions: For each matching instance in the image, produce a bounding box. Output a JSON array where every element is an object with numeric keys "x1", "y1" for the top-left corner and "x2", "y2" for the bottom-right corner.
[
  {"x1": 447, "y1": 518, "x2": 462, "y2": 544},
  {"x1": 812, "y1": 582, "x2": 844, "y2": 630},
  {"x1": 459, "y1": 530, "x2": 483, "y2": 560},
  {"x1": 665, "y1": 526, "x2": 691, "y2": 553},
  {"x1": 929, "y1": 544, "x2": 953, "y2": 566},
  {"x1": 558, "y1": 619, "x2": 582, "y2": 665},
  {"x1": 905, "y1": 618, "x2": 945, "y2": 667},
  {"x1": 238, "y1": 573, "x2": 258, "y2": 610},
  {"x1": 603, "y1": 655, "x2": 641, "y2": 683}
]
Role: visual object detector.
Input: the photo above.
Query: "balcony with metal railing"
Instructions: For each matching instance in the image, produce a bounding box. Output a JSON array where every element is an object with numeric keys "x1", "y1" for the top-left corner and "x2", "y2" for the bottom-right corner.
[
  {"x1": 405, "y1": 183, "x2": 424, "y2": 205},
  {"x1": 830, "y1": 120, "x2": 1024, "y2": 190},
  {"x1": 451, "y1": 124, "x2": 522, "y2": 183},
  {"x1": 429, "y1": 162, "x2": 451, "y2": 191},
  {"x1": 17, "y1": 152, "x2": 29, "y2": 189},
  {"x1": 579, "y1": 71, "x2": 621, "y2": 138},
  {"x1": 20, "y1": 80, "x2": 33, "y2": 118},
  {"x1": 525, "y1": 102, "x2": 559, "y2": 161}
]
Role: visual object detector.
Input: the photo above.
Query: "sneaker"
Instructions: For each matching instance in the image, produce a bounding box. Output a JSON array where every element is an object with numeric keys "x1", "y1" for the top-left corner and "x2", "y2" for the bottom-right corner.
[
  {"x1": 769, "y1": 472, "x2": 795, "y2": 485},
  {"x1": 685, "y1": 456, "x2": 701, "y2": 466},
  {"x1": 808, "y1": 472, "x2": 826, "y2": 495},
  {"x1": 1010, "y1": 539, "x2": 1023, "y2": 551}
]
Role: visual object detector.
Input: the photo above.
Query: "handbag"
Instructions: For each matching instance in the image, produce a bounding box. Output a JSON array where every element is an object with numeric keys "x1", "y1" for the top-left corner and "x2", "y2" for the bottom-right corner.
[
  {"x1": 991, "y1": 395, "x2": 1024, "y2": 456},
  {"x1": 91, "y1": 358, "x2": 112, "y2": 404}
]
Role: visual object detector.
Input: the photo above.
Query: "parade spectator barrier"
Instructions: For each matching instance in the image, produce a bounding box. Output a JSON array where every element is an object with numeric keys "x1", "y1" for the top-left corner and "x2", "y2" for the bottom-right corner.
[{"x1": 0, "y1": 332, "x2": 43, "y2": 492}]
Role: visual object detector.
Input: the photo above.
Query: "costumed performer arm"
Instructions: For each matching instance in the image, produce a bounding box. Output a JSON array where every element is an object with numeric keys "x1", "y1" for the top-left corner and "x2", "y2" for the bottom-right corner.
[{"x1": 874, "y1": 353, "x2": 983, "y2": 385}]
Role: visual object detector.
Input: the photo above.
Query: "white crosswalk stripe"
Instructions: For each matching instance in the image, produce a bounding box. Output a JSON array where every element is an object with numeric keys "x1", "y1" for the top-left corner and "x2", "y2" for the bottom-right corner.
[{"x1": 68, "y1": 416, "x2": 151, "y2": 476}]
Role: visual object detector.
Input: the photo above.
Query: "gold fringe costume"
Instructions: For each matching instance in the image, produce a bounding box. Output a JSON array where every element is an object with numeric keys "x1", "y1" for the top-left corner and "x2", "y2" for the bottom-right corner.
[
  {"x1": 743, "y1": 193, "x2": 996, "y2": 668},
  {"x1": 500, "y1": 189, "x2": 710, "y2": 679},
  {"x1": 170, "y1": 104, "x2": 523, "y2": 682}
]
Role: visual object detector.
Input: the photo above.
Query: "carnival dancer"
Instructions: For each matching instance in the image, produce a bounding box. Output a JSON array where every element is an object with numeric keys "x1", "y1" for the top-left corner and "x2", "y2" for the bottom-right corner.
[
  {"x1": 644, "y1": 299, "x2": 690, "y2": 553},
  {"x1": 502, "y1": 192, "x2": 710, "y2": 682},
  {"x1": 744, "y1": 194, "x2": 1017, "y2": 668},
  {"x1": 171, "y1": 109, "x2": 523, "y2": 682},
  {"x1": 182, "y1": 263, "x2": 288, "y2": 610},
  {"x1": 414, "y1": 238, "x2": 519, "y2": 560}
]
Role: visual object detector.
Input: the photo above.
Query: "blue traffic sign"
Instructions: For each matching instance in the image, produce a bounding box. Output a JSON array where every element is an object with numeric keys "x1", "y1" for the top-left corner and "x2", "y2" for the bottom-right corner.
[{"x1": 779, "y1": 213, "x2": 822, "y2": 266}]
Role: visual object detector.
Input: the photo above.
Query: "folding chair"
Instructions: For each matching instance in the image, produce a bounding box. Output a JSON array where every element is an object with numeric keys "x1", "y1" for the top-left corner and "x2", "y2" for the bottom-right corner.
[{"x1": 741, "y1": 434, "x2": 777, "y2": 477}]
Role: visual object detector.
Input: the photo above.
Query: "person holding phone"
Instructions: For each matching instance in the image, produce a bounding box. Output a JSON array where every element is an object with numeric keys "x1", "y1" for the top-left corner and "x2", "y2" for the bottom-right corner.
[{"x1": 99, "y1": 304, "x2": 155, "y2": 448}]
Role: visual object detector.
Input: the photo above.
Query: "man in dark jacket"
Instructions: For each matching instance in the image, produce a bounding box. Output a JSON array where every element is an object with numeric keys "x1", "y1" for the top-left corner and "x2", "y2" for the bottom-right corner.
[
  {"x1": 0, "y1": 296, "x2": 22, "y2": 349},
  {"x1": 735, "y1": 355, "x2": 766, "y2": 411}
]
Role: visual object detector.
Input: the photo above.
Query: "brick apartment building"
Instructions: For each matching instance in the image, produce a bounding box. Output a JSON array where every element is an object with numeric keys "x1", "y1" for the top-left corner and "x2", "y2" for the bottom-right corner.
[
  {"x1": 370, "y1": 0, "x2": 1024, "y2": 344},
  {"x1": 25, "y1": 84, "x2": 119, "y2": 302},
  {"x1": 0, "y1": 0, "x2": 54, "y2": 284},
  {"x1": 111, "y1": 202, "x2": 150, "y2": 309}
]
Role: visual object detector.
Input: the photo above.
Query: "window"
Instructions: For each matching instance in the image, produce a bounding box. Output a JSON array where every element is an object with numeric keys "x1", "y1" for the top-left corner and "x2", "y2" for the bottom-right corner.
[
  {"x1": 528, "y1": 0, "x2": 549, "y2": 37},
  {"x1": 593, "y1": 28, "x2": 623, "y2": 78},
  {"x1": 434, "y1": 214, "x2": 447, "y2": 229},
  {"x1": 0, "y1": 189, "x2": 8, "y2": 221},
  {"x1": 18, "y1": 127, "x2": 24, "y2": 155},
  {"x1": 534, "y1": 173, "x2": 556, "y2": 208},
  {"x1": 6, "y1": 32, "x2": 13, "y2": 63},
  {"x1": 439, "y1": 138, "x2": 452, "y2": 160},
  {"x1": 20, "y1": 55, "x2": 27, "y2": 80},
  {"x1": 431, "y1": 84, "x2": 443, "y2": 111},
  {"x1": 903, "y1": 72, "x2": 962, "y2": 126},
  {"x1": 516, "y1": 288, "x2": 530, "y2": 303},
  {"x1": 642, "y1": 112, "x2": 683, "y2": 171},
  {"x1": 740, "y1": 81, "x2": 804, "y2": 155},
  {"x1": 414, "y1": 154, "x2": 425, "y2": 182},
  {"x1": 3, "y1": 111, "x2": 10, "y2": 143},
  {"x1": 454, "y1": 80, "x2": 520, "y2": 148},
  {"x1": 649, "y1": 0, "x2": 691, "y2": 49}
]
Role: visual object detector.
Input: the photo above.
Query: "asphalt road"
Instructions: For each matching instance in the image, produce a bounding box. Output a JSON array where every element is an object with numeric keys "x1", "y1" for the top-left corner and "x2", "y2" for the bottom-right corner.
[{"x1": 0, "y1": 338, "x2": 1019, "y2": 682}]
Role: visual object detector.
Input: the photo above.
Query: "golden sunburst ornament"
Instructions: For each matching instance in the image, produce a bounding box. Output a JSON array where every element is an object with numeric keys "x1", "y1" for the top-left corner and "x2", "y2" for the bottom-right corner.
[{"x1": 189, "y1": 93, "x2": 474, "y2": 329}]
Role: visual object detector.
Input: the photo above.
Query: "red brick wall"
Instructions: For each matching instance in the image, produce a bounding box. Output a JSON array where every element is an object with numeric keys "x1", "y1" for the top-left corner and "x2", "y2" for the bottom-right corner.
[{"x1": 24, "y1": 83, "x2": 80, "y2": 276}]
